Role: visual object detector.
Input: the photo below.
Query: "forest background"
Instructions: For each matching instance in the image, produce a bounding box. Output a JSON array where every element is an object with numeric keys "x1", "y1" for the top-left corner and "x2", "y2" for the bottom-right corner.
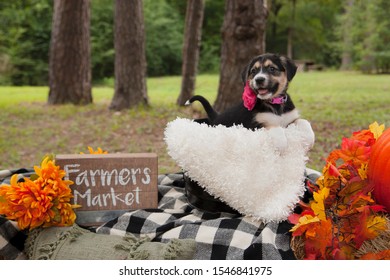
[
  {"x1": 1, "y1": 0, "x2": 390, "y2": 86},
  {"x1": 0, "y1": 0, "x2": 390, "y2": 173}
]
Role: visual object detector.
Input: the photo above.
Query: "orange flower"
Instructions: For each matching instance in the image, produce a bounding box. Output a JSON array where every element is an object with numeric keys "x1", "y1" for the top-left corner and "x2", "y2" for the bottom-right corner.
[
  {"x1": 80, "y1": 146, "x2": 108, "y2": 154},
  {"x1": 0, "y1": 156, "x2": 78, "y2": 230},
  {"x1": 34, "y1": 157, "x2": 73, "y2": 197},
  {"x1": 0, "y1": 175, "x2": 52, "y2": 229}
]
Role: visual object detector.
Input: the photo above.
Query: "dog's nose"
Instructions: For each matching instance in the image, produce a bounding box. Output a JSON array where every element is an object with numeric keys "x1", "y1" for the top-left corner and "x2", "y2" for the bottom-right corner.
[{"x1": 255, "y1": 77, "x2": 265, "y2": 84}]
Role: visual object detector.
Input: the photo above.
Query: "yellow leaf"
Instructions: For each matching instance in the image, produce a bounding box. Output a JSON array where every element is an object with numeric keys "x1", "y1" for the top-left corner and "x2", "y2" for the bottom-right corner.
[
  {"x1": 290, "y1": 215, "x2": 320, "y2": 233},
  {"x1": 358, "y1": 163, "x2": 368, "y2": 180},
  {"x1": 367, "y1": 215, "x2": 387, "y2": 234},
  {"x1": 310, "y1": 187, "x2": 330, "y2": 221},
  {"x1": 369, "y1": 122, "x2": 385, "y2": 140}
]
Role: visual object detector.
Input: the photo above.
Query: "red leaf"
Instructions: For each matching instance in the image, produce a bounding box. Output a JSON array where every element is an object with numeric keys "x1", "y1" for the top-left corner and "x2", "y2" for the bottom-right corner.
[
  {"x1": 288, "y1": 213, "x2": 300, "y2": 225},
  {"x1": 360, "y1": 249, "x2": 390, "y2": 260},
  {"x1": 339, "y1": 138, "x2": 371, "y2": 166},
  {"x1": 370, "y1": 204, "x2": 387, "y2": 213},
  {"x1": 352, "y1": 129, "x2": 375, "y2": 146},
  {"x1": 354, "y1": 207, "x2": 387, "y2": 248}
]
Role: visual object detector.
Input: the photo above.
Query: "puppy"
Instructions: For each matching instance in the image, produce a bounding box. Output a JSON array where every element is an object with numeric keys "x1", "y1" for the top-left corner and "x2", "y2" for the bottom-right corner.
[{"x1": 186, "y1": 53, "x2": 314, "y2": 151}]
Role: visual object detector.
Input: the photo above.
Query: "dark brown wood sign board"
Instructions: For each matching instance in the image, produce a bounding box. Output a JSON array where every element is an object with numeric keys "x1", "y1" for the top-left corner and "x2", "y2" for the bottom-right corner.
[{"x1": 55, "y1": 153, "x2": 158, "y2": 226}]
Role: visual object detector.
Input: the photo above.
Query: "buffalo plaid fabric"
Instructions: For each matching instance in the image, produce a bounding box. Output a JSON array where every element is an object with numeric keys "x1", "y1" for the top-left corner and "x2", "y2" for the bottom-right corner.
[
  {"x1": 0, "y1": 168, "x2": 320, "y2": 260},
  {"x1": 96, "y1": 172, "x2": 321, "y2": 260},
  {"x1": 0, "y1": 169, "x2": 34, "y2": 260}
]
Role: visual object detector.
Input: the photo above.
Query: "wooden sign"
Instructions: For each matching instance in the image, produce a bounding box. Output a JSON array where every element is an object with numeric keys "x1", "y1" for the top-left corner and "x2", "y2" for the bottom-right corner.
[{"x1": 55, "y1": 153, "x2": 158, "y2": 226}]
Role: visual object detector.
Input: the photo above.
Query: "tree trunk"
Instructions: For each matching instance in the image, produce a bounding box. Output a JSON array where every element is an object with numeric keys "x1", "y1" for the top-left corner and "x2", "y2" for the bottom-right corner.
[
  {"x1": 269, "y1": 0, "x2": 283, "y2": 37},
  {"x1": 340, "y1": 0, "x2": 354, "y2": 71},
  {"x1": 48, "y1": 0, "x2": 92, "y2": 105},
  {"x1": 287, "y1": 0, "x2": 296, "y2": 59},
  {"x1": 214, "y1": 0, "x2": 267, "y2": 112},
  {"x1": 110, "y1": 0, "x2": 148, "y2": 111},
  {"x1": 177, "y1": 0, "x2": 205, "y2": 106}
]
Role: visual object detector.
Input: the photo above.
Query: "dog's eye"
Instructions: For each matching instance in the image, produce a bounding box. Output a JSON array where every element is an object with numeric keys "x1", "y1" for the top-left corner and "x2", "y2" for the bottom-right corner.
[
  {"x1": 268, "y1": 66, "x2": 280, "y2": 74},
  {"x1": 250, "y1": 68, "x2": 257, "y2": 75}
]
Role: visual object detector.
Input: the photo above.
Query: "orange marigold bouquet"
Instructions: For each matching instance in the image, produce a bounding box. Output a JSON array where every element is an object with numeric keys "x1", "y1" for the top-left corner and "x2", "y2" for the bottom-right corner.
[
  {"x1": 289, "y1": 122, "x2": 390, "y2": 260},
  {"x1": 0, "y1": 156, "x2": 79, "y2": 230}
]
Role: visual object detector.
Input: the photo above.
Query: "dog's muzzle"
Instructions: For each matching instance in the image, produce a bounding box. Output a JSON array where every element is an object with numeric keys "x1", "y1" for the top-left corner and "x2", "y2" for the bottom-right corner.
[{"x1": 251, "y1": 75, "x2": 273, "y2": 99}]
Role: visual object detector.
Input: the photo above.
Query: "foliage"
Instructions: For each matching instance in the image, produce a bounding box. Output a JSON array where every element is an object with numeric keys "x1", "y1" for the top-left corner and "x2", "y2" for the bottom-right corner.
[
  {"x1": 91, "y1": 0, "x2": 114, "y2": 81},
  {"x1": 90, "y1": 0, "x2": 185, "y2": 79},
  {"x1": 289, "y1": 122, "x2": 389, "y2": 259},
  {"x1": 266, "y1": 0, "x2": 343, "y2": 66},
  {"x1": 0, "y1": 0, "x2": 52, "y2": 85},
  {"x1": 198, "y1": 0, "x2": 225, "y2": 73},
  {"x1": 338, "y1": 0, "x2": 390, "y2": 73},
  {"x1": 2, "y1": 0, "x2": 389, "y2": 85},
  {"x1": 166, "y1": 0, "x2": 224, "y2": 73},
  {"x1": 90, "y1": 0, "x2": 223, "y2": 78},
  {"x1": 144, "y1": 0, "x2": 184, "y2": 76}
]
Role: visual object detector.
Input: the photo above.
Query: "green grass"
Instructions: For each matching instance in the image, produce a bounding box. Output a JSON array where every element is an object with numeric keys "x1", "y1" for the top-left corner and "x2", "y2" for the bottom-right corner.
[{"x1": 1, "y1": 72, "x2": 389, "y2": 174}]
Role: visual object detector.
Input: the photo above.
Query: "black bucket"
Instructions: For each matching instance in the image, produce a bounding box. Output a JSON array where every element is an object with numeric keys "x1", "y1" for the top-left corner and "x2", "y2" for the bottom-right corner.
[{"x1": 184, "y1": 174, "x2": 240, "y2": 215}]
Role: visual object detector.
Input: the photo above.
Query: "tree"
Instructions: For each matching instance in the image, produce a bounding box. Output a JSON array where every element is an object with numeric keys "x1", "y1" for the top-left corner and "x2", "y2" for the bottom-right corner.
[
  {"x1": 110, "y1": 0, "x2": 148, "y2": 110},
  {"x1": 144, "y1": 0, "x2": 184, "y2": 77},
  {"x1": 197, "y1": 0, "x2": 225, "y2": 73},
  {"x1": 91, "y1": 0, "x2": 114, "y2": 82},
  {"x1": 341, "y1": 0, "x2": 390, "y2": 73},
  {"x1": 214, "y1": 0, "x2": 267, "y2": 112},
  {"x1": 266, "y1": 0, "x2": 343, "y2": 67},
  {"x1": 287, "y1": 0, "x2": 297, "y2": 59},
  {"x1": 0, "y1": 0, "x2": 52, "y2": 85},
  {"x1": 339, "y1": 0, "x2": 354, "y2": 71},
  {"x1": 177, "y1": 0, "x2": 205, "y2": 106},
  {"x1": 48, "y1": 0, "x2": 92, "y2": 105}
]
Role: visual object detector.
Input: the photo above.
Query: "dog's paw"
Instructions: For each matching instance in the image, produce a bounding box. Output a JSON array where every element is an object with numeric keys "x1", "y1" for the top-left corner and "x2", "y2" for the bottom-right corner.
[
  {"x1": 268, "y1": 126, "x2": 288, "y2": 153},
  {"x1": 295, "y1": 119, "x2": 315, "y2": 150}
]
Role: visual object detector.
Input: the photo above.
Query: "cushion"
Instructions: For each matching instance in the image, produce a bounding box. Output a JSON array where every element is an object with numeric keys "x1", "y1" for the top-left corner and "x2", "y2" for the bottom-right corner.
[
  {"x1": 164, "y1": 117, "x2": 314, "y2": 222},
  {"x1": 24, "y1": 224, "x2": 196, "y2": 260}
]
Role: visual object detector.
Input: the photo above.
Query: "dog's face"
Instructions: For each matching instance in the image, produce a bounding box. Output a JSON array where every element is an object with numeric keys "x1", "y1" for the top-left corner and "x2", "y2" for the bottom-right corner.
[{"x1": 242, "y1": 53, "x2": 297, "y2": 101}]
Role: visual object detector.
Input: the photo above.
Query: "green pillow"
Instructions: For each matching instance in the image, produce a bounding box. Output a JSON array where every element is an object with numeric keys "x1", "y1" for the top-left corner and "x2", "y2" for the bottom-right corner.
[{"x1": 24, "y1": 224, "x2": 196, "y2": 260}]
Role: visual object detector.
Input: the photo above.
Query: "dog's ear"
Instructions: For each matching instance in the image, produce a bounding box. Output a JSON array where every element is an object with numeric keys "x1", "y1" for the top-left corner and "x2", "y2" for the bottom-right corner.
[
  {"x1": 241, "y1": 56, "x2": 259, "y2": 85},
  {"x1": 281, "y1": 56, "x2": 297, "y2": 81},
  {"x1": 241, "y1": 63, "x2": 250, "y2": 85}
]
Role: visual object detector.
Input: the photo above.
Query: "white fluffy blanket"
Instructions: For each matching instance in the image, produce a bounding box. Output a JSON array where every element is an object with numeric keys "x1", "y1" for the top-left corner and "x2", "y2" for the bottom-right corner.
[{"x1": 164, "y1": 118, "x2": 314, "y2": 222}]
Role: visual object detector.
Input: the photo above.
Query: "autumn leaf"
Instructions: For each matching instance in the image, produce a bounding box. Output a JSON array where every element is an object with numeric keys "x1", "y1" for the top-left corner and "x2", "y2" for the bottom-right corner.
[
  {"x1": 290, "y1": 214, "x2": 320, "y2": 237},
  {"x1": 303, "y1": 219, "x2": 333, "y2": 259},
  {"x1": 354, "y1": 208, "x2": 387, "y2": 248},
  {"x1": 358, "y1": 163, "x2": 368, "y2": 180},
  {"x1": 351, "y1": 194, "x2": 375, "y2": 210},
  {"x1": 338, "y1": 180, "x2": 369, "y2": 205},
  {"x1": 369, "y1": 204, "x2": 386, "y2": 213},
  {"x1": 292, "y1": 123, "x2": 388, "y2": 259},
  {"x1": 352, "y1": 129, "x2": 375, "y2": 146},
  {"x1": 360, "y1": 249, "x2": 390, "y2": 260},
  {"x1": 366, "y1": 215, "x2": 387, "y2": 232},
  {"x1": 310, "y1": 187, "x2": 330, "y2": 221},
  {"x1": 287, "y1": 213, "x2": 301, "y2": 225},
  {"x1": 368, "y1": 121, "x2": 385, "y2": 140},
  {"x1": 338, "y1": 138, "x2": 371, "y2": 166},
  {"x1": 332, "y1": 244, "x2": 355, "y2": 260},
  {"x1": 327, "y1": 162, "x2": 342, "y2": 177},
  {"x1": 317, "y1": 163, "x2": 344, "y2": 192}
]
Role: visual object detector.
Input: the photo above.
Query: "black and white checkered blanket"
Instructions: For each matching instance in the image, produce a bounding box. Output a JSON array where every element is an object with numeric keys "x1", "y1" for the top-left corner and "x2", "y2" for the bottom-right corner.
[{"x1": 0, "y1": 168, "x2": 320, "y2": 260}]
